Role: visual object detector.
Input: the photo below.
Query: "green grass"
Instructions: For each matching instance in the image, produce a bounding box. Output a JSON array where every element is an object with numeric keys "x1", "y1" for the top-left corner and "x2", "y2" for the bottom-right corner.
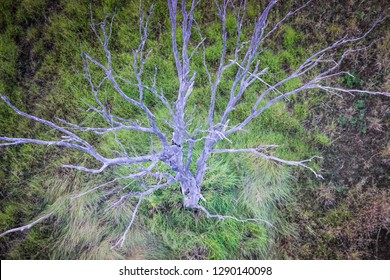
[{"x1": 0, "y1": 1, "x2": 327, "y2": 260}]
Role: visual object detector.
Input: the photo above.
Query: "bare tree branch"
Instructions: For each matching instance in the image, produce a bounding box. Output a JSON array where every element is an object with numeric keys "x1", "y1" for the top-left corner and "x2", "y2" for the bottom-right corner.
[
  {"x1": 212, "y1": 148, "x2": 323, "y2": 178},
  {"x1": 0, "y1": 213, "x2": 53, "y2": 238},
  {"x1": 196, "y1": 205, "x2": 275, "y2": 228},
  {"x1": 111, "y1": 195, "x2": 144, "y2": 249}
]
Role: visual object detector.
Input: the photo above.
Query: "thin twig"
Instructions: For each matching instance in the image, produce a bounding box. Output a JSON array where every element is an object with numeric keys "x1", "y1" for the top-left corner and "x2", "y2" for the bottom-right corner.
[{"x1": 0, "y1": 213, "x2": 53, "y2": 238}]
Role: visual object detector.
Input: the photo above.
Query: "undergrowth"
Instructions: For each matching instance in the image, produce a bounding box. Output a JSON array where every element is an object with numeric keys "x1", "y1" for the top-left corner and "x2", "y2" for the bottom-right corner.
[{"x1": 1, "y1": 0, "x2": 387, "y2": 260}]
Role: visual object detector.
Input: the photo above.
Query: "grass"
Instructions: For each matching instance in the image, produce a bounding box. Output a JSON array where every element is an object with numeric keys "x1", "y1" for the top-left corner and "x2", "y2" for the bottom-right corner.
[
  {"x1": 0, "y1": 0, "x2": 317, "y2": 259},
  {"x1": 2, "y1": 0, "x2": 387, "y2": 260}
]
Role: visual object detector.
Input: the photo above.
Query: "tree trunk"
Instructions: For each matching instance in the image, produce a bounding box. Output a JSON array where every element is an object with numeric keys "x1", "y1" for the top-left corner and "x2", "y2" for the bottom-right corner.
[{"x1": 180, "y1": 173, "x2": 201, "y2": 209}]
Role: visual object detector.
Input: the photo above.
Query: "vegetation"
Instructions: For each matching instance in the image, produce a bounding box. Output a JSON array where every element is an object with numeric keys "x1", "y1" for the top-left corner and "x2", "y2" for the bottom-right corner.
[{"x1": 0, "y1": 0, "x2": 389, "y2": 259}]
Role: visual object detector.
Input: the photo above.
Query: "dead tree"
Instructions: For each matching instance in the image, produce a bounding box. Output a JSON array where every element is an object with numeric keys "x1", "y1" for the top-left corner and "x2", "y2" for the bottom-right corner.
[{"x1": 1, "y1": 0, "x2": 389, "y2": 248}]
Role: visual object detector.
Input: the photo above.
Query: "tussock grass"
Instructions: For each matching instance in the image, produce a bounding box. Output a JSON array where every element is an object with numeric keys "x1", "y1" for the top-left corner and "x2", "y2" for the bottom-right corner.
[{"x1": 0, "y1": 0, "x2": 327, "y2": 259}]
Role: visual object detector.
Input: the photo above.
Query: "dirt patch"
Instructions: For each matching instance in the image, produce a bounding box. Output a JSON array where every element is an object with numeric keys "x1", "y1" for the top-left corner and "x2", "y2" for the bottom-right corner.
[
  {"x1": 373, "y1": 228, "x2": 390, "y2": 259},
  {"x1": 280, "y1": 80, "x2": 390, "y2": 259}
]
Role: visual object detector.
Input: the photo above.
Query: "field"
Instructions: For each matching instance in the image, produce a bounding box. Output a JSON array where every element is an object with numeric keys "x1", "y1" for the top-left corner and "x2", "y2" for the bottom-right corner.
[{"x1": 0, "y1": 0, "x2": 389, "y2": 259}]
